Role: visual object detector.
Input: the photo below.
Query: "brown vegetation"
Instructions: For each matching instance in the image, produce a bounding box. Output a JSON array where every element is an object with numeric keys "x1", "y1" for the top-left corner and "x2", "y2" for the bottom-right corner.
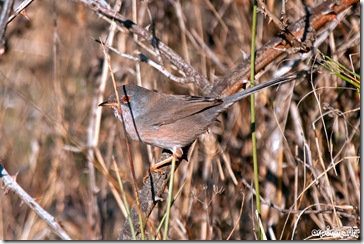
[{"x1": 0, "y1": 0, "x2": 360, "y2": 240}]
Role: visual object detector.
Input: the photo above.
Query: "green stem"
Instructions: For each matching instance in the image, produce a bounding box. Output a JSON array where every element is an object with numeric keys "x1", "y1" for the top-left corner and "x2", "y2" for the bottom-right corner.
[
  {"x1": 163, "y1": 154, "x2": 177, "y2": 240},
  {"x1": 250, "y1": 0, "x2": 262, "y2": 239}
]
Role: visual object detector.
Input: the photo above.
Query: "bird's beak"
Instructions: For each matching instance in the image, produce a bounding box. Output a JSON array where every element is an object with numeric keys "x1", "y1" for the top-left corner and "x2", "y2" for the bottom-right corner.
[{"x1": 98, "y1": 101, "x2": 119, "y2": 107}]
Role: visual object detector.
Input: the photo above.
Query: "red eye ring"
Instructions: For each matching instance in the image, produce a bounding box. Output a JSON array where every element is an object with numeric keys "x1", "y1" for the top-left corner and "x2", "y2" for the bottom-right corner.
[{"x1": 121, "y1": 95, "x2": 131, "y2": 104}]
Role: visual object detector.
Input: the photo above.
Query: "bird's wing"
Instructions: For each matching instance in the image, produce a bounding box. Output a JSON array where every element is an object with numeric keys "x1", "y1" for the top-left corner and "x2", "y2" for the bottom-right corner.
[{"x1": 145, "y1": 95, "x2": 222, "y2": 127}]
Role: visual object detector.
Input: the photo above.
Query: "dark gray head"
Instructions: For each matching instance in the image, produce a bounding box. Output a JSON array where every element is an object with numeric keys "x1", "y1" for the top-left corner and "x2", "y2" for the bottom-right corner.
[{"x1": 99, "y1": 84, "x2": 154, "y2": 108}]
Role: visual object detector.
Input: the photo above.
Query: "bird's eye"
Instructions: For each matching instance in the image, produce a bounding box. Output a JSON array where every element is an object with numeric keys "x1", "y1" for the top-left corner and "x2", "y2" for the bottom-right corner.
[{"x1": 121, "y1": 95, "x2": 131, "y2": 104}]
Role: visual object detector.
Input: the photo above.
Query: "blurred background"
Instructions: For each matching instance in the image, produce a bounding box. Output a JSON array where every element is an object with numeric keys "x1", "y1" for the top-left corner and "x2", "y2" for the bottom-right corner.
[{"x1": 0, "y1": 0, "x2": 360, "y2": 240}]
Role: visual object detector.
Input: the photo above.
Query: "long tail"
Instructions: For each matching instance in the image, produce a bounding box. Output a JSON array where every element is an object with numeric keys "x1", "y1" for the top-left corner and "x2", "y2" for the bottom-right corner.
[{"x1": 221, "y1": 72, "x2": 301, "y2": 109}]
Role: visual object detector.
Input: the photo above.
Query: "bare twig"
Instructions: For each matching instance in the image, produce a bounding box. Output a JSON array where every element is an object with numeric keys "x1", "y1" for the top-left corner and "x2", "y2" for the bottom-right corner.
[
  {"x1": 77, "y1": 0, "x2": 213, "y2": 93},
  {"x1": 211, "y1": 0, "x2": 359, "y2": 97},
  {"x1": 0, "y1": 164, "x2": 71, "y2": 240},
  {"x1": 7, "y1": 0, "x2": 34, "y2": 23},
  {"x1": 0, "y1": 0, "x2": 14, "y2": 54},
  {"x1": 95, "y1": 40, "x2": 189, "y2": 84}
]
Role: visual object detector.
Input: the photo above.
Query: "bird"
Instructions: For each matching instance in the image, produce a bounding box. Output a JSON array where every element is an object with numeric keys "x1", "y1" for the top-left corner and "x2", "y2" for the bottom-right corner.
[{"x1": 100, "y1": 76, "x2": 295, "y2": 170}]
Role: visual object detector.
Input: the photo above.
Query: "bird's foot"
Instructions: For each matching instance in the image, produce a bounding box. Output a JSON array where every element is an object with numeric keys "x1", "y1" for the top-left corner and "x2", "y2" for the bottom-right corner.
[{"x1": 142, "y1": 148, "x2": 183, "y2": 182}]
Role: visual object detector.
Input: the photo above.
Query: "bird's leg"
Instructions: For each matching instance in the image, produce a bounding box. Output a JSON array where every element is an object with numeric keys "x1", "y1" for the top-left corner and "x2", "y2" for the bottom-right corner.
[
  {"x1": 150, "y1": 147, "x2": 182, "y2": 171},
  {"x1": 143, "y1": 148, "x2": 183, "y2": 182}
]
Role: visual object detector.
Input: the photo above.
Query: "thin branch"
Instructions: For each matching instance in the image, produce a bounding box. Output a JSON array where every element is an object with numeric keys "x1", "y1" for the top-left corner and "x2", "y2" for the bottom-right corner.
[
  {"x1": 0, "y1": 0, "x2": 14, "y2": 54},
  {"x1": 7, "y1": 0, "x2": 34, "y2": 23},
  {"x1": 0, "y1": 164, "x2": 71, "y2": 240},
  {"x1": 95, "y1": 39, "x2": 189, "y2": 84},
  {"x1": 77, "y1": 0, "x2": 212, "y2": 93},
  {"x1": 211, "y1": 0, "x2": 359, "y2": 97}
]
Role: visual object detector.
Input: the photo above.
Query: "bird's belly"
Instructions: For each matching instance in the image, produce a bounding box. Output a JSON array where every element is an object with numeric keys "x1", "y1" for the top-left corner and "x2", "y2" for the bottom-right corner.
[{"x1": 138, "y1": 120, "x2": 209, "y2": 151}]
